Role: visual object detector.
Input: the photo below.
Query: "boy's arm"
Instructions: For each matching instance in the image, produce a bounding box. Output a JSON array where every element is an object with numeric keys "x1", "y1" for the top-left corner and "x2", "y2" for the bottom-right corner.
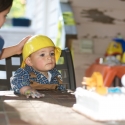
[
  {"x1": 10, "y1": 68, "x2": 44, "y2": 98},
  {"x1": 10, "y1": 68, "x2": 30, "y2": 94}
]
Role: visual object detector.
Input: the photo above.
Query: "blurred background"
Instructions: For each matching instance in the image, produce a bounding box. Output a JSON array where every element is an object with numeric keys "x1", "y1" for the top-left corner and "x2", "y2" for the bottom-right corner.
[{"x1": 1, "y1": 0, "x2": 125, "y2": 87}]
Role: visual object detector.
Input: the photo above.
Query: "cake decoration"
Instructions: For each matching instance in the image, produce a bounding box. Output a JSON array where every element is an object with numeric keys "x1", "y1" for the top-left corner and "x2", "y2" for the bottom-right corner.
[
  {"x1": 82, "y1": 72, "x2": 107, "y2": 95},
  {"x1": 108, "y1": 87, "x2": 121, "y2": 93},
  {"x1": 73, "y1": 72, "x2": 125, "y2": 121}
]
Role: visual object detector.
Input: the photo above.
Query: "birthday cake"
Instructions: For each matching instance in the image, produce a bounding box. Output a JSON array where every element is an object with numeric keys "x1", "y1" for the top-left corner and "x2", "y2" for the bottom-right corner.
[{"x1": 73, "y1": 72, "x2": 125, "y2": 121}]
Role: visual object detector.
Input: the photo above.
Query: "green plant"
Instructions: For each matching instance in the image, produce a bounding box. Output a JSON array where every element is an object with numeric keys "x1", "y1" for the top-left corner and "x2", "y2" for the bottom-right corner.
[{"x1": 8, "y1": 0, "x2": 26, "y2": 18}]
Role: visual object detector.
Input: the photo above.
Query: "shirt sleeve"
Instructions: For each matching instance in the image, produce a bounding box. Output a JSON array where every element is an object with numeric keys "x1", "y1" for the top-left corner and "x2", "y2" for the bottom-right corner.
[
  {"x1": 0, "y1": 36, "x2": 4, "y2": 53},
  {"x1": 10, "y1": 68, "x2": 30, "y2": 94}
]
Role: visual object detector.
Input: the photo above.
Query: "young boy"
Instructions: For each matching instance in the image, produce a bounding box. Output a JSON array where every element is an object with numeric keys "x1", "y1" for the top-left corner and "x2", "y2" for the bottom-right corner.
[{"x1": 10, "y1": 35, "x2": 65, "y2": 98}]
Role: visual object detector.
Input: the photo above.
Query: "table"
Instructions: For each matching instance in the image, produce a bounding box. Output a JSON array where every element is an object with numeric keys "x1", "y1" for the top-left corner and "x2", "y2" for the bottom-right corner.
[
  {"x1": 85, "y1": 63, "x2": 125, "y2": 87},
  {"x1": 0, "y1": 90, "x2": 125, "y2": 125}
]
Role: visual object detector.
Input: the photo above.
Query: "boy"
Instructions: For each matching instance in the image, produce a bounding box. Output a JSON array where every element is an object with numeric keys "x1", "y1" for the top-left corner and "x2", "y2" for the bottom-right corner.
[{"x1": 10, "y1": 35, "x2": 65, "y2": 98}]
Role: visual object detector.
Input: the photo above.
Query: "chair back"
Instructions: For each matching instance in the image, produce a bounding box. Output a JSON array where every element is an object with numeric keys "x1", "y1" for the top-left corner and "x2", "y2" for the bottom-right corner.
[
  {"x1": 56, "y1": 48, "x2": 76, "y2": 89},
  {"x1": 0, "y1": 48, "x2": 76, "y2": 90},
  {"x1": 0, "y1": 55, "x2": 22, "y2": 90}
]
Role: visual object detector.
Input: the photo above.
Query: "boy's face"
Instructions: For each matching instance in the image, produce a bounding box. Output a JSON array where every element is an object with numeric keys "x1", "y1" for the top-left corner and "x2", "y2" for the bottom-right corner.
[{"x1": 27, "y1": 47, "x2": 56, "y2": 72}]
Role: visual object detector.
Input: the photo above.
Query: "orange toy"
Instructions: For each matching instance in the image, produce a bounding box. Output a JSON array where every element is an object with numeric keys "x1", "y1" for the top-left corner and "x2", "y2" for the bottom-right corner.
[{"x1": 82, "y1": 72, "x2": 107, "y2": 95}]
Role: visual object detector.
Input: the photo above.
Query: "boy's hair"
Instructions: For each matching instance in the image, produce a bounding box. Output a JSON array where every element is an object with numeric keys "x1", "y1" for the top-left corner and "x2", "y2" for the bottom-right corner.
[
  {"x1": 21, "y1": 35, "x2": 61, "y2": 68},
  {"x1": 0, "y1": 0, "x2": 13, "y2": 12}
]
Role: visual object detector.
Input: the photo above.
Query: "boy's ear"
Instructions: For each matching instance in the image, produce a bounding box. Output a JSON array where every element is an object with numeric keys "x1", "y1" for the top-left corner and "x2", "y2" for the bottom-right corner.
[{"x1": 25, "y1": 57, "x2": 32, "y2": 66}]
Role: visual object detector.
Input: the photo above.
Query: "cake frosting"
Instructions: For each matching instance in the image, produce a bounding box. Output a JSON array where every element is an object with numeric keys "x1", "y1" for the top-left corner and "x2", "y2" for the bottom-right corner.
[
  {"x1": 73, "y1": 87, "x2": 125, "y2": 121},
  {"x1": 73, "y1": 72, "x2": 125, "y2": 121}
]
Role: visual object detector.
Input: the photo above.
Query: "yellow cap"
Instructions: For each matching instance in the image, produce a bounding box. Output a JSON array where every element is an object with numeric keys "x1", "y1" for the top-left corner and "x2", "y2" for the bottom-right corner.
[{"x1": 21, "y1": 35, "x2": 61, "y2": 68}]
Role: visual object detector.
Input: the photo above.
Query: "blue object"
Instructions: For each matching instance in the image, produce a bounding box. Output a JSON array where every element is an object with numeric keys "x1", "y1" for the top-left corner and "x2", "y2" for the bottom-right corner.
[
  {"x1": 12, "y1": 18, "x2": 31, "y2": 27},
  {"x1": 0, "y1": 36, "x2": 4, "y2": 53},
  {"x1": 113, "y1": 38, "x2": 125, "y2": 52},
  {"x1": 108, "y1": 87, "x2": 121, "y2": 93}
]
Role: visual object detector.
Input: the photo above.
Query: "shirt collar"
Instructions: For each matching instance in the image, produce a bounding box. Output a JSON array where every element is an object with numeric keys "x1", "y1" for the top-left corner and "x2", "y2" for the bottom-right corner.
[{"x1": 24, "y1": 65, "x2": 60, "y2": 78}]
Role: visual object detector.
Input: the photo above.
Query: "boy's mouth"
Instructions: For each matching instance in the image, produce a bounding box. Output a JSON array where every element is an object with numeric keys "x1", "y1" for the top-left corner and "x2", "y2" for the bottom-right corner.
[{"x1": 46, "y1": 62, "x2": 53, "y2": 65}]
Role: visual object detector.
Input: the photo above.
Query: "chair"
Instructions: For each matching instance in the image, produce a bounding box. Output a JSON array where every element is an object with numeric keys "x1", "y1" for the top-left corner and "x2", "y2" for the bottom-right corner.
[
  {"x1": 56, "y1": 48, "x2": 76, "y2": 90},
  {"x1": 0, "y1": 55, "x2": 22, "y2": 90},
  {"x1": 0, "y1": 48, "x2": 76, "y2": 90}
]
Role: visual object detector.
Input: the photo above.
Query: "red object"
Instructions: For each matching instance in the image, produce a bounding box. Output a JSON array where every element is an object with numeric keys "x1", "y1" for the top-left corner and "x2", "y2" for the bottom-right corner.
[{"x1": 85, "y1": 63, "x2": 125, "y2": 87}]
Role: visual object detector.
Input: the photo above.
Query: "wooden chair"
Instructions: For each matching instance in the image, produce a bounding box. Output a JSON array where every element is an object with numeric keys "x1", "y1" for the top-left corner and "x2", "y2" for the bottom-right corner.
[{"x1": 0, "y1": 48, "x2": 76, "y2": 90}]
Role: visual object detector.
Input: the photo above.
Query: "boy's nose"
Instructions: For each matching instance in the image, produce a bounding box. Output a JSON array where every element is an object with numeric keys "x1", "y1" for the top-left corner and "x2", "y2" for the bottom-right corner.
[{"x1": 47, "y1": 55, "x2": 52, "y2": 60}]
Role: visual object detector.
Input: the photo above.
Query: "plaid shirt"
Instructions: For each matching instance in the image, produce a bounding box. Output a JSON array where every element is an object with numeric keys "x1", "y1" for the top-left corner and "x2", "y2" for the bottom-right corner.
[{"x1": 10, "y1": 65, "x2": 65, "y2": 94}]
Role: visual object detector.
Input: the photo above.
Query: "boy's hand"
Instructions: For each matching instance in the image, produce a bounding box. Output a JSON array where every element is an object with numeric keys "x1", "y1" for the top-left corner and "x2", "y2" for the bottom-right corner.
[
  {"x1": 24, "y1": 89, "x2": 45, "y2": 98},
  {"x1": 20, "y1": 86, "x2": 45, "y2": 98}
]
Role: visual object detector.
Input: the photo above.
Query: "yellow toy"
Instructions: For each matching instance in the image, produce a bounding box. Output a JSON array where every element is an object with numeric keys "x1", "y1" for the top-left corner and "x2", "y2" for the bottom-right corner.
[
  {"x1": 105, "y1": 41, "x2": 122, "y2": 56},
  {"x1": 82, "y1": 72, "x2": 107, "y2": 95}
]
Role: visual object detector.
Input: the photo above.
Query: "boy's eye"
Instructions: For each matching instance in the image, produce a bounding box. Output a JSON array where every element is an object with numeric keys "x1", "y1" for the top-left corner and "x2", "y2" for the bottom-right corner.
[
  {"x1": 40, "y1": 53, "x2": 45, "y2": 57},
  {"x1": 50, "y1": 52, "x2": 55, "y2": 56}
]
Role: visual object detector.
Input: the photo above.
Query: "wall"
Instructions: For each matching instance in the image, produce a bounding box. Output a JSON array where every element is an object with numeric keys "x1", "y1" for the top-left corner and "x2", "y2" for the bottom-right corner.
[{"x1": 69, "y1": 0, "x2": 125, "y2": 87}]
